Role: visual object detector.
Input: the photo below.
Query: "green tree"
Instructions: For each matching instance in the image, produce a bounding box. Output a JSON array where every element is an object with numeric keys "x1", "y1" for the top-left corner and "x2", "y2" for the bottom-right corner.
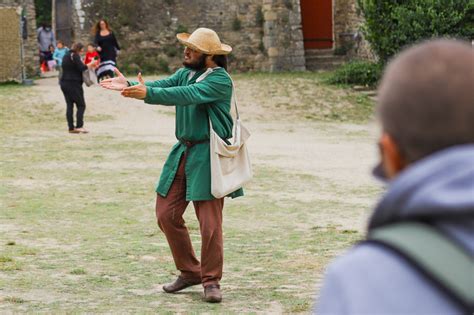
[
  {"x1": 357, "y1": 0, "x2": 474, "y2": 63},
  {"x1": 35, "y1": 0, "x2": 52, "y2": 26}
]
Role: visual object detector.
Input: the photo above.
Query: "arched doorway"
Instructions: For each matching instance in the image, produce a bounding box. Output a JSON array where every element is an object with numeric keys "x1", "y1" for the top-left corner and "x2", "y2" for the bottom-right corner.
[{"x1": 300, "y1": 0, "x2": 333, "y2": 49}]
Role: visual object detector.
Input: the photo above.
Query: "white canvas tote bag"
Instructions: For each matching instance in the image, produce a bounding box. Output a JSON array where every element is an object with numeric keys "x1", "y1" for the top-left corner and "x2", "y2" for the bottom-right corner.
[{"x1": 196, "y1": 68, "x2": 252, "y2": 198}]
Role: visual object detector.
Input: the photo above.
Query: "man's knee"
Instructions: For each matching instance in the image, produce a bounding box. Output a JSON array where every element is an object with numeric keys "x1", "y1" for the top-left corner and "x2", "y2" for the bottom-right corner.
[
  {"x1": 199, "y1": 219, "x2": 222, "y2": 239},
  {"x1": 156, "y1": 204, "x2": 182, "y2": 230}
]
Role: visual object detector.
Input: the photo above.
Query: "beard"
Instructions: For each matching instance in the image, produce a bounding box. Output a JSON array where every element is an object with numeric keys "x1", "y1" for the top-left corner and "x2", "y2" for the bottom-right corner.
[{"x1": 183, "y1": 54, "x2": 207, "y2": 71}]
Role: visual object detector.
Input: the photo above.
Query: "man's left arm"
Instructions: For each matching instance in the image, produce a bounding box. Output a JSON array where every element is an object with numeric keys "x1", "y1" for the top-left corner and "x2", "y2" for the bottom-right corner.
[
  {"x1": 122, "y1": 72, "x2": 232, "y2": 105},
  {"x1": 144, "y1": 77, "x2": 231, "y2": 106}
]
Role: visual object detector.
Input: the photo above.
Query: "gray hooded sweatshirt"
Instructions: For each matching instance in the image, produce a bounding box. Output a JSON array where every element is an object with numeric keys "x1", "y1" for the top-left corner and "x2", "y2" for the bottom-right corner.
[
  {"x1": 37, "y1": 27, "x2": 56, "y2": 52},
  {"x1": 316, "y1": 145, "x2": 474, "y2": 315}
]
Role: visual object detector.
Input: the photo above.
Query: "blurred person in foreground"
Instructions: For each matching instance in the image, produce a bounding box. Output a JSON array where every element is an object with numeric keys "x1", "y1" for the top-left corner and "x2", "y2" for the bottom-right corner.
[
  {"x1": 315, "y1": 39, "x2": 474, "y2": 314},
  {"x1": 100, "y1": 28, "x2": 243, "y2": 303}
]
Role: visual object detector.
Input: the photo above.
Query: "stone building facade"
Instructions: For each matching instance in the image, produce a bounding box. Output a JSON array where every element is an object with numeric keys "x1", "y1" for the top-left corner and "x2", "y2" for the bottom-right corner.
[
  {"x1": 332, "y1": 0, "x2": 374, "y2": 60},
  {"x1": 70, "y1": 0, "x2": 370, "y2": 72},
  {"x1": 0, "y1": 7, "x2": 23, "y2": 82},
  {"x1": 0, "y1": 0, "x2": 38, "y2": 80},
  {"x1": 0, "y1": 0, "x2": 371, "y2": 82}
]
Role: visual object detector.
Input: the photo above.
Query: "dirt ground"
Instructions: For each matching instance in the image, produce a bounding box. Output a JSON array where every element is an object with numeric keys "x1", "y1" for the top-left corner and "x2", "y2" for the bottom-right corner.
[
  {"x1": 1, "y1": 74, "x2": 383, "y2": 312},
  {"x1": 38, "y1": 76, "x2": 381, "y2": 230}
]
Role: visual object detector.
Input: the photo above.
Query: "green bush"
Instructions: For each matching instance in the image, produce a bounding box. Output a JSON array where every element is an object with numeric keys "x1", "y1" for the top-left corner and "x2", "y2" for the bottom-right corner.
[
  {"x1": 34, "y1": 0, "x2": 52, "y2": 26},
  {"x1": 157, "y1": 58, "x2": 170, "y2": 73},
  {"x1": 175, "y1": 24, "x2": 188, "y2": 34},
  {"x1": 119, "y1": 51, "x2": 171, "y2": 74},
  {"x1": 358, "y1": 0, "x2": 474, "y2": 63},
  {"x1": 326, "y1": 61, "x2": 383, "y2": 87},
  {"x1": 164, "y1": 46, "x2": 179, "y2": 57}
]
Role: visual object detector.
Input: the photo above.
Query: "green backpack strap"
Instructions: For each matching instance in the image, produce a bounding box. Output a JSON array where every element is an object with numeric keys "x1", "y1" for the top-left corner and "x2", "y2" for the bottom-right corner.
[{"x1": 368, "y1": 222, "x2": 474, "y2": 313}]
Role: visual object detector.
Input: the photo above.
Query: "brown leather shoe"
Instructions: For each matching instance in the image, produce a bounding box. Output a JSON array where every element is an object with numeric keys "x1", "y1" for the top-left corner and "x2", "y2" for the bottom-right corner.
[
  {"x1": 203, "y1": 284, "x2": 222, "y2": 303},
  {"x1": 162, "y1": 276, "x2": 201, "y2": 293}
]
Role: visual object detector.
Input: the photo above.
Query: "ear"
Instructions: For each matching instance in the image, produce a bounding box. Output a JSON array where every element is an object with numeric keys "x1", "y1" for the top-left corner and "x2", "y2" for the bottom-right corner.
[
  {"x1": 379, "y1": 132, "x2": 407, "y2": 179},
  {"x1": 206, "y1": 54, "x2": 215, "y2": 61},
  {"x1": 205, "y1": 54, "x2": 216, "y2": 67}
]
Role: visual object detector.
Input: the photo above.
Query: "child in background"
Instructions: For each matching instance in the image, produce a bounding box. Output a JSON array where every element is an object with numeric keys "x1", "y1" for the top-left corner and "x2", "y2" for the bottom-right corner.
[
  {"x1": 53, "y1": 40, "x2": 69, "y2": 67},
  {"x1": 84, "y1": 43, "x2": 100, "y2": 84},
  {"x1": 53, "y1": 40, "x2": 69, "y2": 80},
  {"x1": 85, "y1": 43, "x2": 100, "y2": 66},
  {"x1": 46, "y1": 44, "x2": 56, "y2": 71}
]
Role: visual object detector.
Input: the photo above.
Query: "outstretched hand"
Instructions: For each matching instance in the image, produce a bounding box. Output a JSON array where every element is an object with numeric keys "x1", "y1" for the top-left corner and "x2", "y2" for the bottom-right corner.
[
  {"x1": 121, "y1": 72, "x2": 147, "y2": 100},
  {"x1": 100, "y1": 68, "x2": 128, "y2": 91}
]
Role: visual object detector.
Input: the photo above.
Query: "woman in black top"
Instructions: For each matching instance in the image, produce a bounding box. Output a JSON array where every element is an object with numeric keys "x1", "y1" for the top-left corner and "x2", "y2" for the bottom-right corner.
[
  {"x1": 93, "y1": 19, "x2": 120, "y2": 81},
  {"x1": 60, "y1": 42, "x2": 97, "y2": 133}
]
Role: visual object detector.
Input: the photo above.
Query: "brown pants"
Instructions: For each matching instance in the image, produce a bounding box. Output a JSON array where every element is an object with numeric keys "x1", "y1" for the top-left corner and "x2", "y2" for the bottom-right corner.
[{"x1": 155, "y1": 154, "x2": 224, "y2": 287}]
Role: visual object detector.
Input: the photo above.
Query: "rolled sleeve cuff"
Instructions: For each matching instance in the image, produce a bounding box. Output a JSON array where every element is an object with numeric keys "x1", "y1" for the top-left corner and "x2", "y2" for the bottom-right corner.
[{"x1": 144, "y1": 86, "x2": 159, "y2": 104}]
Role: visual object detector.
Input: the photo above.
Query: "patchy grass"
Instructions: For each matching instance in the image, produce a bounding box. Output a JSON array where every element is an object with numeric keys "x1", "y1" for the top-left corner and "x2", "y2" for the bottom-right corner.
[
  {"x1": 0, "y1": 79, "x2": 377, "y2": 312},
  {"x1": 141, "y1": 71, "x2": 376, "y2": 123},
  {"x1": 0, "y1": 256, "x2": 22, "y2": 271},
  {"x1": 70, "y1": 268, "x2": 87, "y2": 275},
  {"x1": 1, "y1": 296, "x2": 26, "y2": 304},
  {"x1": 233, "y1": 72, "x2": 376, "y2": 123}
]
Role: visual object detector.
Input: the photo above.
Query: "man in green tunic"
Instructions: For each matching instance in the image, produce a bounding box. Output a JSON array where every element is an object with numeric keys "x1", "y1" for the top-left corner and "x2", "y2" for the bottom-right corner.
[{"x1": 100, "y1": 28, "x2": 243, "y2": 303}]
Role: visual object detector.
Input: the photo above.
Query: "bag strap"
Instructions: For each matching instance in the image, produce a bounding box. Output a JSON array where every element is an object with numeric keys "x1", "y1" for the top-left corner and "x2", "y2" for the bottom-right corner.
[
  {"x1": 366, "y1": 222, "x2": 474, "y2": 313},
  {"x1": 196, "y1": 67, "x2": 239, "y2": 120}
]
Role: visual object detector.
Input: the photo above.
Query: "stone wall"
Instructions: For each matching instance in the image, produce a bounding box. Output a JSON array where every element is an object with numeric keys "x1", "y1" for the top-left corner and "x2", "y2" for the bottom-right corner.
[
  {"x1": 0, "y1": 7, "x2": 22, "y2": 82},
  {"x1": 74, "y1": 0, "x2": 271, "y2": 73},
  {"x1": 262, "y1": 0, "x2": 305, "y2": 71},
  {"x1": 63, "y1": 0, "x2": 374, "y2": 73},
  {"x1": 71, "y1": 0, "x2": 92, "y2": 46},
  {"x1": 0, "y1": 0, "x2": 38, "y2": 80},
  {"x1": 4, "y1": 0, "x2": 373, "y2": 77},
  {"x1": 334, "y1": 0, "x2": 375, "y2": 60}
]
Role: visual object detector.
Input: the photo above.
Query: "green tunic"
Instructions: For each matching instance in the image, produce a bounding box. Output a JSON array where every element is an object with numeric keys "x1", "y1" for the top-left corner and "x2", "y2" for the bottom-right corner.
[{"x1": 132, "y1": 67, "x2": 243, "y2": 201}]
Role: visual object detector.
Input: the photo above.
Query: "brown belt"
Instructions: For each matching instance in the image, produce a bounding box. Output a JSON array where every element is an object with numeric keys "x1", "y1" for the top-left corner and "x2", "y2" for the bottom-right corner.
[{"x1": 179, "y1": 138, "x2": 209, "y2": 148}]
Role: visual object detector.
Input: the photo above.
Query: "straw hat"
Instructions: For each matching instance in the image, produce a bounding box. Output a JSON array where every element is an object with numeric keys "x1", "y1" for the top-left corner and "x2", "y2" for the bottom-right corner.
[{"x1": 176, "y1": 28, "x2": 232, "y2": 55}]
